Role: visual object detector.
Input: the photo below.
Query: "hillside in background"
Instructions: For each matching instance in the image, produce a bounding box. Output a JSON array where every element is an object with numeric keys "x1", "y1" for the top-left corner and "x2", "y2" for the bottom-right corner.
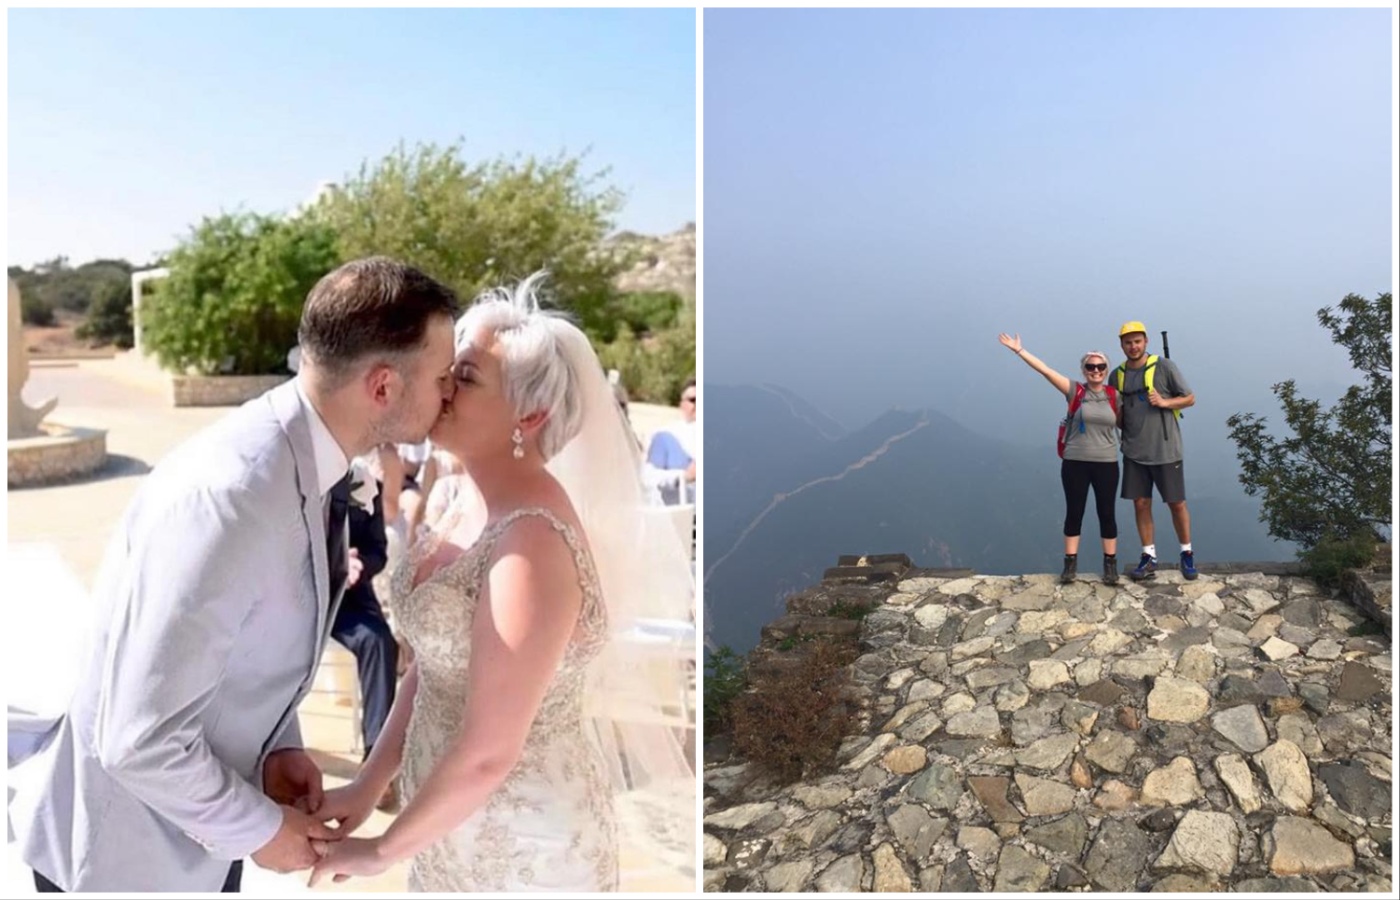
[{"x1": 609, "y1": 223, "x2": 695, "y2": 298}]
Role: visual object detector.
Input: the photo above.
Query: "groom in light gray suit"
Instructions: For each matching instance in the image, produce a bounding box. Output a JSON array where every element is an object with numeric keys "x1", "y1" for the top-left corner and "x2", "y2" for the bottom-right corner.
[{"x1": 12, "y1": 258, "x2": 460, "y2": 892}]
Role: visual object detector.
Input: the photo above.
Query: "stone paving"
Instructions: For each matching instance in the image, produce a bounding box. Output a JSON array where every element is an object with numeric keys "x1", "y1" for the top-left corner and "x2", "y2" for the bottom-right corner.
[{"x1": 704, "y1": 567, "x2": 1393, "y2": 892}]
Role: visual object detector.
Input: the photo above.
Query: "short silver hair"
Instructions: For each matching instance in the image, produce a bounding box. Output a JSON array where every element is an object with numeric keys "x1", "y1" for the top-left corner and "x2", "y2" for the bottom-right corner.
[
  {"x1": 1080, "y1": 351, "x2": 1110, "y2": 369},
  {"x1": 454, "y1": 271, "x2": 585, "y2": 461}
]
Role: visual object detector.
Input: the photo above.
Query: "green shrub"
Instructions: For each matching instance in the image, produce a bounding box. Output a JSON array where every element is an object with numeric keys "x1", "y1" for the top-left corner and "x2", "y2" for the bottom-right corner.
[
  {"x1": 20, "y1": 290, "x2": 56, "y2": 327},
  {"x1": 1300, "y1": 530, "x2": 1377, "y2": 588},
  {"x1": 703, "y1": 646, "x2": 747, "y2": 735},
  {"x1": 141, "y1": 212, "x2": 339, "y2": 375},
  {"x1": 75, "y1": 279, "x2": 134, "y2": 349},
  {"x1": 597, "y1": 296, "x2": 695, "y2": 405},
  {"x1": 827, "y1": 600, "x2": 875, "y2": 621},
  {"x1": 614, "y1": 290, "x2": 684, "y2": 335}
]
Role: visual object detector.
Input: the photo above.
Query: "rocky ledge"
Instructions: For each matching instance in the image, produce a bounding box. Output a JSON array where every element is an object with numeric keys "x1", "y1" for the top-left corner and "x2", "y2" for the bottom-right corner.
[{"x1": 704, "y1": 568, "x2": 1393, "y2": 892}]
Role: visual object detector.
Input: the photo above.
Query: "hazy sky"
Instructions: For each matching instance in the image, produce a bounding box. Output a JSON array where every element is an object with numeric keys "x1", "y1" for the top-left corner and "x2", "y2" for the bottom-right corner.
[
  {"x1": 7, "y1": 8, "x2": 695, "y2": 267},
  {"x1": 705, "y1": 8, "x2": 1394, "y2": 471}
]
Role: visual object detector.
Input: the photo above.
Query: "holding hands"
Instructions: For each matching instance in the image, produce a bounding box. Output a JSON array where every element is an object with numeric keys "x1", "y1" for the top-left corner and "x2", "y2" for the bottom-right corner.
[
  {"x1": 315, "y1": 781, "x2": 381, "y2": 837},
  {"x1": 251, "y1": 805, "x2": 341, "y2": 874},
  {"x1": 308, "y1": 836, "x2": 394, "y2": 887},
  {"x1": 263, "y1": 748, "x2": 325, "y2": 813},
  {"x1": 255, "y1": 748, "x2": 348, "y2": 873}
]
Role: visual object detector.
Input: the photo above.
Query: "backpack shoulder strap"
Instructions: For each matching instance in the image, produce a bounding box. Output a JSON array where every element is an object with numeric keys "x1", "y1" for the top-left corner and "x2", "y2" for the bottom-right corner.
[
  {"x1": 1067, "y1": 381, "x2": 1086, "y2": 414},
  {"x1": 1105, "y1": 384, "x2": 1119, "y2": 414},
  {"x1": 1142, "y1": 354, "x2": 1159, "y2": 392}
]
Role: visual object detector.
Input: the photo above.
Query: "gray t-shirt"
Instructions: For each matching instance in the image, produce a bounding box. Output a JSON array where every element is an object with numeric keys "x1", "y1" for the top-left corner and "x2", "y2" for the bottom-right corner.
[
  {"x1": 1062, "y1": 383, "x2": 1120, "y2": 463},
  {"x1": 1117, "y1": 357, "x2": 1192, "y2": 465}
]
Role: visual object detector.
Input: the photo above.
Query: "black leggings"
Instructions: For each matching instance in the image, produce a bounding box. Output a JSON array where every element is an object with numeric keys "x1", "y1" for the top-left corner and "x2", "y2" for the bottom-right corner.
[{"x1": 1061, "y1": 459, "x2": 1119, "y2": 540}]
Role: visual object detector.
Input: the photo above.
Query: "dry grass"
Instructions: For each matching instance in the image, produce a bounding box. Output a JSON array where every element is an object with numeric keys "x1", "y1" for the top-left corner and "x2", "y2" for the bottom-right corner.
[
  {"x1": 731, "y1": 638, "x2": 860, "y2": 783},
  {"x1": 23, "y1": 312, "x2": 111, "y2": 358}
]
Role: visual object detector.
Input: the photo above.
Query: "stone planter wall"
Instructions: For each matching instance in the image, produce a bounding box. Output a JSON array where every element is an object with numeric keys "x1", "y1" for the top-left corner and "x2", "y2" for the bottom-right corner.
[
  {"x1": 169, "y1": 374, "x2": 288, "y2": 407},
  {"x1": 8, "y1": 425, "x2": 108, "y2": 487}
]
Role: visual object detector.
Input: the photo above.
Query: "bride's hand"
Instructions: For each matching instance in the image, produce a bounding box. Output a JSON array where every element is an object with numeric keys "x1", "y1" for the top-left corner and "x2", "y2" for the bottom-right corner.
[
  {"x1": 314, "y1": 783, "x2": 378, "y2": 836},
  {"x1": 307, "y1": 836, "x2": 391, "y2": 887}
]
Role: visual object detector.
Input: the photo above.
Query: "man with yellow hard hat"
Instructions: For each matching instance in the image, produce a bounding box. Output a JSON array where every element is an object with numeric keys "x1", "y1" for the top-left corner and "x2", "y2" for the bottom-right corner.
[{"x1": 1114, "y1": 321, "x2": 1197, "y2": 580}]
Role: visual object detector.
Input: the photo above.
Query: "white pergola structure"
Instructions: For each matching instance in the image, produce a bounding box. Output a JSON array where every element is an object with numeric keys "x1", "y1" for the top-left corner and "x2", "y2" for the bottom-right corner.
[{"x1": 129, "y1": 267, "x2": 169, "y2": 356}]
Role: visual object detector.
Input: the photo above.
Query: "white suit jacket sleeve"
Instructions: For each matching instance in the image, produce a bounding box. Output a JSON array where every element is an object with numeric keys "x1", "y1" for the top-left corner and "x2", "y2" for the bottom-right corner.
[{"x1": 93, "y1": 486, "x2": 283, "y2": 860}]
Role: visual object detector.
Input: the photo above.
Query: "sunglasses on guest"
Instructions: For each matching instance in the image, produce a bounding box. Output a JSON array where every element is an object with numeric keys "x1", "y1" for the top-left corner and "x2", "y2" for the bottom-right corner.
[
  {"x1": 682, "y1": 394, "x2": 697, "y2": 405},
  {"x1": 1083, "y1": 363, "x2": 1108, "y2": 372}
]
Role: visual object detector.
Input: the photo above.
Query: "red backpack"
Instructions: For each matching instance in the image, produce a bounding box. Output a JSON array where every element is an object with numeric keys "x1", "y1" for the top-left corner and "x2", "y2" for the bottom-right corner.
[{"x1": 1058, "y1": 383, "x2": 1118, "y2": 458}]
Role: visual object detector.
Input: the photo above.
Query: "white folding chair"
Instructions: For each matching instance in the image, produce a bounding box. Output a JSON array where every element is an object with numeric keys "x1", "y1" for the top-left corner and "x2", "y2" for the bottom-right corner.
[{"x1": 669, "y1": 504, "x2": 696, "y2": 562}]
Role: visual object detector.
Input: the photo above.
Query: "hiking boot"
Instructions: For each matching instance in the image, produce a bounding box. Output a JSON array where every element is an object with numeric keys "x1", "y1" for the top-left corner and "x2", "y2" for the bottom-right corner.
[
  {"x1": 1180, "y1": 550, "x2": 1198, "y2": 580},
  {"x1": 1059, "y1": 554, "x2": 1078, "y2": 584},
  {"x1": 1103, "y1": 555, "x2": 1119, "y2": 586},
  {"x1": 1128, "y1": 553, "x2": 1157, "y2": 580}
]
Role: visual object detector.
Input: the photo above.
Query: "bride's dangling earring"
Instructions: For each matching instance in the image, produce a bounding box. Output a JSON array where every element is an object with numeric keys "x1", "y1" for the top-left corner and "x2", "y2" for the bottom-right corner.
[{"x1": 512, "y1": 427, "x2": 525, "y2": 460}]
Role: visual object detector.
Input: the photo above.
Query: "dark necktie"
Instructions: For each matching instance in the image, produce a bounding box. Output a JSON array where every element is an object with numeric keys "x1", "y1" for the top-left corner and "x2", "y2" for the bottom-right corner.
[{"x1": 326, "y1": 473, "x2": 352, "y2": 600}]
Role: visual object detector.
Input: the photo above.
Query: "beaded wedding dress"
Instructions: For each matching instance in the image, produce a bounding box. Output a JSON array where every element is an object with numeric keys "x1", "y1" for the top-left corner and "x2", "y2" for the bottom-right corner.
[
  {"x1": 389, "y1": 505, "x2": 618, "y2": 891},
  {"x1": 378, "y1": 276, "x2": 694, "y2": 891}
]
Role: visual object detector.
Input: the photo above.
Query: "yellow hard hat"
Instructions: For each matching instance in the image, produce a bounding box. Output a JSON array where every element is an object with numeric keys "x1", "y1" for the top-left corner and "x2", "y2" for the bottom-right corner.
[{"x1": 1119, "y1": 320, "x2": 1148, "y2": 337}]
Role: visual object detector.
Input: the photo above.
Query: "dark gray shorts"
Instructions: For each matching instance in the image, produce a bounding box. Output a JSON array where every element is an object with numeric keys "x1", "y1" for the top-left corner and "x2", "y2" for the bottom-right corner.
[{"x1": 1121, "y1": 457, "x2": 1187, "y2": 503}]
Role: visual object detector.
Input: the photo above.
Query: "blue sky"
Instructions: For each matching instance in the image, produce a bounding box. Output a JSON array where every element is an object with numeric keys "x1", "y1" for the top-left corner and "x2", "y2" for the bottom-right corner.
[
  {"x1": 7, "y1": 8, "x2": 695, "y2": 267},
  {"x1": 705, "y1": 7, "x2": 1393, "y2": 489}
]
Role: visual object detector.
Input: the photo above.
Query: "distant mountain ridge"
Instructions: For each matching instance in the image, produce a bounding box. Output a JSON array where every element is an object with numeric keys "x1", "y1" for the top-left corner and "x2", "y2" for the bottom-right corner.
[
  {"x1": 755, "y1": 383, "x2": 847, "y2": 441},
  {"x1": 704, "y1": 383, "x2": 1293, "y2": 654}
]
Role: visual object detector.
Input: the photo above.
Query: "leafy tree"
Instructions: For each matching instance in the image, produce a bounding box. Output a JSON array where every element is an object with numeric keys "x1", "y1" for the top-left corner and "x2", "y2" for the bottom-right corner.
[
  {"x1": 312, "y1": 141, "x2": 630, "y2": 341},
  {"x1": 10, "y1": 257, "x2": 136, "y2": 327},
  {"x1": 75, "y1": 279, "x2": 135, "y2": 349},
  {"x1": 141, "y1": 212, "x2": 339, "y2": 375},
  {"x1": 19, "y1": 289, "x2": 57, "y2": 327},
  {"x1": 597, "y1": 293, "x2": 695, "y2": 404},
  {"x1": 1227, "y1": 292, "x2": 1391, "y2": 550},
  {"x1": 614, "y1": 290, "x2": 685, "y2": 336}
]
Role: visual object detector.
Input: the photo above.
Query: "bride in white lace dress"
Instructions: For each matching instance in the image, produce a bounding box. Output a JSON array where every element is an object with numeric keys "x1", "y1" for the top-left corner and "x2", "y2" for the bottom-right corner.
[{"x1": 308, "y1": 274, "x2": 693, "y2": 891}]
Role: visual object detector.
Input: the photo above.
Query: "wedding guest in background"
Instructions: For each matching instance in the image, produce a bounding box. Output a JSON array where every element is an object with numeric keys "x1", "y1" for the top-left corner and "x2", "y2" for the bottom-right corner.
[{"x1": 644, "y1": 377, "x2": 696, "y2": 505}]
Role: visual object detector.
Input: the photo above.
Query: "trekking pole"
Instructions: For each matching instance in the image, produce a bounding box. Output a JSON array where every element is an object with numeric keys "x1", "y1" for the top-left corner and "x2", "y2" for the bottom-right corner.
[{"x1": 1160, "y1": 331, "x2": 1180, "y2": 422}]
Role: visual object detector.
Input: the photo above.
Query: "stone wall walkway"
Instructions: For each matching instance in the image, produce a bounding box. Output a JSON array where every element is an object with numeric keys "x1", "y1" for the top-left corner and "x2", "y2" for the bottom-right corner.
[{"x1": 704, "y1": 569, "x2": 1392, "y2": 892}]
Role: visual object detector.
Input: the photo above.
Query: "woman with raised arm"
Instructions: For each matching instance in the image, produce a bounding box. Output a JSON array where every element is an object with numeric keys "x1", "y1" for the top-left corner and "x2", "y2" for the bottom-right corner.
[{"x1": 999, "y1": 333, "x2": 1122, "y2": 585}]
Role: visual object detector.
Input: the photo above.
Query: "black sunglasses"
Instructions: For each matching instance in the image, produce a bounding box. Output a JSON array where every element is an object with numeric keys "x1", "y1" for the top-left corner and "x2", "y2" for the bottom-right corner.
[
  {"x1": 1084, "y1": 363, "x2": 1108, "y2": 372},
  {"x1": 682, "y1": 395, "x2": 697, "y2": 404}
]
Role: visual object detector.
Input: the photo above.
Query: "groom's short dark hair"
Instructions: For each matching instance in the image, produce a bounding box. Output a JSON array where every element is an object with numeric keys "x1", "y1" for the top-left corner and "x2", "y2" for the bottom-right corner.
[{"x1": 298, "y1": 257, "x2": 459, "y2": 380}]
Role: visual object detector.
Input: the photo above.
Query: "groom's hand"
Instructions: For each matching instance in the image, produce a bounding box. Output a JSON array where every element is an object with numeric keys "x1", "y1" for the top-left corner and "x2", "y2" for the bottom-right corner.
[
  {"x1": 251, "y1": 805, "x2": 341, "y2": 873},
  {"x1": 263, "y1": 748, "x2": 325, "y2": 814}
]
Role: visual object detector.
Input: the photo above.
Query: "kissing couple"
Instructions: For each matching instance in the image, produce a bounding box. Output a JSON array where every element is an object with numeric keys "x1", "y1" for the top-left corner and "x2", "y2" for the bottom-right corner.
[{"x1": 10, "y1": 258, "x2": 694, "y2": 892}]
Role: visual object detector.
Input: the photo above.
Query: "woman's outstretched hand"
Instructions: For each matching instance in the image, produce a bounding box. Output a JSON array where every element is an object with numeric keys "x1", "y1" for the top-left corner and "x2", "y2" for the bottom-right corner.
[
  {"x1": 315, "y1": 783, "x2": 378, "y2": 837},
  {"x1": 998, "y1": 333, "x2": 1023, "y2": 354},
  {"x1": 307, "y1": 836, "x2": 391, "y2": 887}
]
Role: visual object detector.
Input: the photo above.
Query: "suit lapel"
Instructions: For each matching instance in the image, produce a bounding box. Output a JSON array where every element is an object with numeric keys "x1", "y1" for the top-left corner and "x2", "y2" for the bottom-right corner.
[{"x1": 268, "y1": 382, "x2": 334, "y2": 641}]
